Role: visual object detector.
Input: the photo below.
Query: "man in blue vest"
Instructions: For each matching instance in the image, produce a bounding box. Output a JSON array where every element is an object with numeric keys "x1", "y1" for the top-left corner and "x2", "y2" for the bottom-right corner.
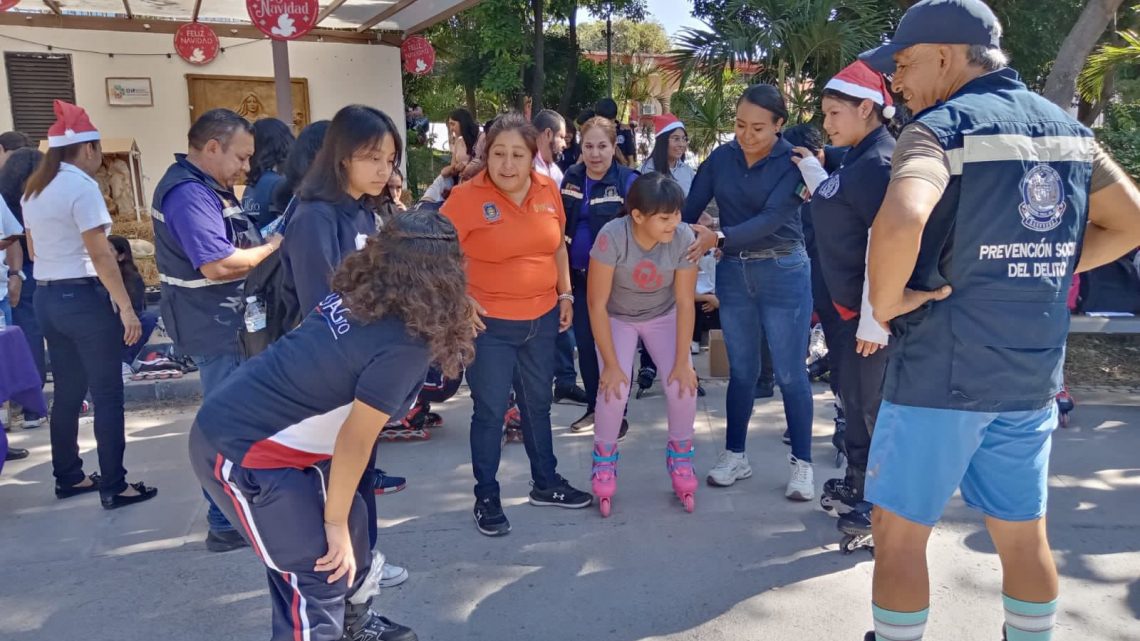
[
  {"x1": 152, "y1": 109, "x2": 282, "y2": 552},
  {"x1": 859, "y1": 2, "x2": 1140, "y2": 640}
]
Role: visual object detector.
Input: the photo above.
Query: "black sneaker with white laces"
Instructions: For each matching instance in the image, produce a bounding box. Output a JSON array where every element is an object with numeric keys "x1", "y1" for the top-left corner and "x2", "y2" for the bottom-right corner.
[
  {"x1": 528, "y1": 476, "x2": 593, "y2": 508},
  {"x1": 473, "y1": 496, "x2": 511, "y2": 536}
]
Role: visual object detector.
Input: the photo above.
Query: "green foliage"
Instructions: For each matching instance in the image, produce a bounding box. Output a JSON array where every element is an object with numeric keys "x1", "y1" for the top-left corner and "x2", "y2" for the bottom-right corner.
[
  {"x1": 1079, "y1": 30, "x2": 1140, "y2": 103},
  {"x1": 986, "y1": 0, "x2": 1085, "y2": 91},
  {"x1": 670, "y1": 69, "x2": 748, "y2": 155},
  {"x1": 574, "y1": 19, "x2": 672, "y2": 54},
  {"x1": 405, "y1": 146, "x2": 452, "y2": 200},
  {"x1": 540, "y1": 32, "x2": 610, "y2": 117},
  {"x1": 1097, "y1": 103, "x2": 1140, "y2": 181}
]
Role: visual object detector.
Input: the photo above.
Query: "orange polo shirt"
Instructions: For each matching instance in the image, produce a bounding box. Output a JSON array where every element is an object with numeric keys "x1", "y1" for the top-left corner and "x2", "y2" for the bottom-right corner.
[{"x1": 441, "y1": 170, "x2": 566, "y2": 321}]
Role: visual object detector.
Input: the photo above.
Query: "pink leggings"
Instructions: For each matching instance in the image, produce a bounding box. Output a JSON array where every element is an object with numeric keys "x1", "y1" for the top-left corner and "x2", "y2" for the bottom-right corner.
[{"x1": 594, "y1": 308, "x2": 697, "y2": 446}]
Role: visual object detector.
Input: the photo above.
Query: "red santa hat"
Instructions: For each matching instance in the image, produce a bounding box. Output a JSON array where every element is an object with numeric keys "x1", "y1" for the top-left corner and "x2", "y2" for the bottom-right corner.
[
  {"x1": 653, "y1": 113, "x2": 686, "y2": 138},
  {"x1": 47, "y1": 100, "x2": 101, "y2": 148},
  {"x1": 824, "y1": 61, "x2": 896, "y2": 120}
]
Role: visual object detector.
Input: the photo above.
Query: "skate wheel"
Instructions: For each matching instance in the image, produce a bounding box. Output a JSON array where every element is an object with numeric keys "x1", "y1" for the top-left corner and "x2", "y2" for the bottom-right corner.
[
  {"x1": 820, "y1": 496, "x2": 834, "y2": 512},
  {"x1": 840, "y1": 534, "x2": 856, "y2": 555},
  {"x1": 682, "y1": 494, "x2": 694, "y2": 513},
  {"x1": 599, "y1": 497, "x2": 611, "y2": 518}
]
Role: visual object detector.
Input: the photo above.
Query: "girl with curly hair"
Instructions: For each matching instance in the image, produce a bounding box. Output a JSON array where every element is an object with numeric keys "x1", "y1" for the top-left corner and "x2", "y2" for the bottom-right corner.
[{"x1": 189, "y1": 211, "x2": 473, "y2": 641}]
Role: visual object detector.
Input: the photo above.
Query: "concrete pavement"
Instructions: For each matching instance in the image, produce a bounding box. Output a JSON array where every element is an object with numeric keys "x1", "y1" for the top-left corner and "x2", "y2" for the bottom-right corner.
[{"x1": 1, "y1": 380, "x2": 1137, "y2": 641}]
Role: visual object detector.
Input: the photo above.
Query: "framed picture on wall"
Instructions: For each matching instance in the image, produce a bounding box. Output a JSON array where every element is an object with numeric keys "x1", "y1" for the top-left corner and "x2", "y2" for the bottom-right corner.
[
  {"x1": 185, "y1": 74, "x2": 311, "y2": 133},
  {"x1": 106, "y1": 78, "x2": 154, "y2": 107}
]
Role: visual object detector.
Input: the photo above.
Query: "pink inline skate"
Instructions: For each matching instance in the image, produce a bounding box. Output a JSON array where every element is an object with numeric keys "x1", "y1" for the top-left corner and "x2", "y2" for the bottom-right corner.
[
  {"x1": 591, "y1": 443, "x2": 619, "y2": 517},
  {"x1": 667, "y1": 440, "x2": 697, "y2": 513}
]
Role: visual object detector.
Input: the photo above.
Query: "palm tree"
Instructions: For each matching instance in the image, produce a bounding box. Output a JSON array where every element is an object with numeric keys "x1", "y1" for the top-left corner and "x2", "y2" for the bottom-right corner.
[
  {"x1": 1078, "y1": 29, "x2": 1140, "y2": 103},
  {"x1": 671, "y1": 0, "x2": 891, "y2": 123},
  {"x1": 670, "y1": 68, "x2": 747, "y2": 156}
]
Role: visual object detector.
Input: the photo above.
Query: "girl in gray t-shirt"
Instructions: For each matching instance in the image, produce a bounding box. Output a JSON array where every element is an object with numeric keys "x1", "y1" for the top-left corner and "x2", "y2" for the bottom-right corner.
[{"x1": 586, "y1": 172, "x2": 700, "y2": 516}]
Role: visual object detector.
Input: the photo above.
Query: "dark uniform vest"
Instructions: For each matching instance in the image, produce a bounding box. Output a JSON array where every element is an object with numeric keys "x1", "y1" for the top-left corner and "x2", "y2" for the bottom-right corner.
[
  {"x1": 884, "y1": 69, "x2": 1093, "y2": 412},
  {"x1": 560, "y1": 161, "x2": 639, "y2": 242},
  {"x1": 151, "y1": 155, "x2": 261, "y2": 356}
]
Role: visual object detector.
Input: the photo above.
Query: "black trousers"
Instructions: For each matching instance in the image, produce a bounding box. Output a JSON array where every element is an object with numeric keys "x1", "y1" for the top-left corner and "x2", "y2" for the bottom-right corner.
[
  {"x1": 828, "y1": 316, "x2": 889, "y2": 497},
  {"x1": 34, "y1": 281, "x2": 128, "y2": 498},
  {"x1": 571, "y1": 269, "x2": 600, "y2": 413}
]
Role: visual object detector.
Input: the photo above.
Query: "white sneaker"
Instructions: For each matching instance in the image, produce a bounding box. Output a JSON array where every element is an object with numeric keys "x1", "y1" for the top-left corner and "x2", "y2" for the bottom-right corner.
[
  {"x1": 690, "y1": 341, "x2": 701, "y2": 355},
  {"x1": 786, "y1": 454, "x2": 814, "y2": 501},
  {"x1": 707, "y1": 450, "x2": 753, "y2": 487},
  {"x1": 378, "y1": 560, "x2": 409, "y2": 588}
]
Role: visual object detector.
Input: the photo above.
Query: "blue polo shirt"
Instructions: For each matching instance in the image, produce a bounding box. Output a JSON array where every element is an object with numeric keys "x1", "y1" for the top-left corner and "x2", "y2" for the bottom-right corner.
[{"x1": 682, "y1": 138, "x2": 805, "y2": 253}]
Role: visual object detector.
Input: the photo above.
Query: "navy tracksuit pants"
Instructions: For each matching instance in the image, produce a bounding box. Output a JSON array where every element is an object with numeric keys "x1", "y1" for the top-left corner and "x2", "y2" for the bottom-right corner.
[{"x1": 190, "y1": 425, "x2": 372, "y2": 641}]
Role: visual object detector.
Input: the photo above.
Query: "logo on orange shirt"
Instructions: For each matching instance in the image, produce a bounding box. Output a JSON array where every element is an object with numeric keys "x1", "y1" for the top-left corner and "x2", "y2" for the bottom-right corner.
[
  {"x1": 483, "y1": 202, "x2": 501, "y2": 223},
  {"x1": 533, "y1": 202, "x2": 556, "y2": 214}
]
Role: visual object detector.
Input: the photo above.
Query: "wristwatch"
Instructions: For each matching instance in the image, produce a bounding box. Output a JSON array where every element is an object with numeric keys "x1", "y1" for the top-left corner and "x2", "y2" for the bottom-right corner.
[{"x1": 715, "y1": 231, "x2": 726, "y2": 250}]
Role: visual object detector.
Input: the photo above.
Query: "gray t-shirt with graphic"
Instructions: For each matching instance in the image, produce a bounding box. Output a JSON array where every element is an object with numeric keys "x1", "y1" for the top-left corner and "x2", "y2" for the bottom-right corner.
[{"x1": 589, "y1": 217, "x2": 697, "y2": 322}]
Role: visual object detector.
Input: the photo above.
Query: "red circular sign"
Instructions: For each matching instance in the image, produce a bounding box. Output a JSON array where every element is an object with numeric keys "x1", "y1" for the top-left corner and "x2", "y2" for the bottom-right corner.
[
  {"x1": 402, "y1": 36, "x2": 436, "y2": 76},
  {"x1": 247, "y1": 0, "x2": 319, "y2": 41},
  {"x1": 174, "y1": 23, "x2": 220, "y2": 66},
  {"x1": 1, "y1": 0, "x2": 21, "y2": 11}
]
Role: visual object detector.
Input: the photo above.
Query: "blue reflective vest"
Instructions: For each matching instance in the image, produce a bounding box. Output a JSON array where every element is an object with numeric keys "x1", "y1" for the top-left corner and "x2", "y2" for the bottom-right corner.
[
  {"x1": 884, "y1": 69, "x2": 1093, "y2": 412},
  {"x1": 151, "y1": 155, "x2": 260, "y2": 356}
]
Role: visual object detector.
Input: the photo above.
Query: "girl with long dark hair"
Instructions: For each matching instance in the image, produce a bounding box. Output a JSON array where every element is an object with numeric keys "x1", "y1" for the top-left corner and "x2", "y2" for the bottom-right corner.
[
  {"x1": 22, "y1": 101, "x2": 155, "y2": 509},
  {"x1": 640, "y1": 115, "x2": 696, "y2": 195},
  {"x1": 269, "y1": 120, "x2": 331, "y2": 220},
  {"x1": 243, "y1": 118, "x2": 295, "y2": 228},
  {"x1": 190, "y1": 211, "x2": 473, "y2": 641}
]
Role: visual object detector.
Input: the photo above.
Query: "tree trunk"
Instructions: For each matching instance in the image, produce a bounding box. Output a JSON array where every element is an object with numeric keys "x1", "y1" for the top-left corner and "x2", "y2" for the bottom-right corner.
[
  {"x1": 465, "y1": 83, "x2": 477, "y2": 116},
  {"x1": 558, "y1": 0, "x2": 580, "y2": 114},
  {"x1": 531, "y1": 0, "x2": 547, "y2": 114},
  {"x1": 607, "y1": 11, "x2": 614, "y2": 97},
  {"x1": 1081, "y1": 72, "x2": 1116, "y2": 126},
  {"x1": 1042, "y1": 0, "x2": 1126, "y2": 108}
]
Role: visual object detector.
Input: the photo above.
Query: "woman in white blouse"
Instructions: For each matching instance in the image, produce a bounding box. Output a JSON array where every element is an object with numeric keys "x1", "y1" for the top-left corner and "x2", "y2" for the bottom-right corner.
[
  {"x1": 22, "y1": 101, "x2": 155, "y2": 510},
  {"x1": 639, "y1": 114, "x2": 696, "y2": 196}
]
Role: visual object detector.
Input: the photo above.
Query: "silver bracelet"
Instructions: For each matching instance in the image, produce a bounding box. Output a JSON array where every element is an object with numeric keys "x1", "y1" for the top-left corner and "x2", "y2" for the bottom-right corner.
[{"x1": 558, "y1": 293, "x2": 574, "y2": 303}]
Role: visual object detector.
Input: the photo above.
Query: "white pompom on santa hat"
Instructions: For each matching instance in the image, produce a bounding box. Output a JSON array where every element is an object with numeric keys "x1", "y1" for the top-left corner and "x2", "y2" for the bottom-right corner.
[
  {"x1": 47, "y1": 99, "x2": 101, "y2": 148},
  {"x1": 824, "y1": 61, "x2": 896, "y2": 120}
]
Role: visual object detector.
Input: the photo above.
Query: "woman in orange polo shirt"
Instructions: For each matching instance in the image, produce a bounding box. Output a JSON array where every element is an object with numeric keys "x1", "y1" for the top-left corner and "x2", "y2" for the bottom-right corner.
[{"x1": 441, "y1": 113, "x2": 593, "y2": 537}]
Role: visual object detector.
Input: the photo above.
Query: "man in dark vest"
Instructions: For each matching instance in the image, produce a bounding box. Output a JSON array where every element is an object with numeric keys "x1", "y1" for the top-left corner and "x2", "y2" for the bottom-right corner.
[
  {"x1": 152, "y1": 109, "x2": 281, "y2": 552},
  {"x1": 858, "y1": 2, "x2": 1140, "y2": 640}
]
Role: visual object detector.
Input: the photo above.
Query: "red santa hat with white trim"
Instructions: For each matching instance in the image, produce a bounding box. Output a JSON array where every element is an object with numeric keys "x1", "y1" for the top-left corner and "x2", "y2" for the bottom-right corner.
[
  {"x1": 47, "y1": 100, "x2": 101, "y2": 148},
  {"x1": 824, "y1": 61, "x2": 896, "y2": 120},
  {"x1": 653, "y1": 113, "x2": 686, "y2": 138}
]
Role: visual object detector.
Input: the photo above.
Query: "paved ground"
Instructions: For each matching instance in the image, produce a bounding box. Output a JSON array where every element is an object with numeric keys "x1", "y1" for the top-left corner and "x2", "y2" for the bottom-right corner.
[{"x1": 2, "y1": 374, "x2": 1138, "y2": 641}]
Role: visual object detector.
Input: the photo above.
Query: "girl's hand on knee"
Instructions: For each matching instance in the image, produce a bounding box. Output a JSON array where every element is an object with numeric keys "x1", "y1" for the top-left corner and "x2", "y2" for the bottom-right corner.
[
  {"x1": 599, "y1": 365, "x2": 629, "y2": 403},
  {"x1": 669, "y1": 363, "x2": 699, "y2": 397},
  {"x1": 317, "y1": 521, "x2": 356, "y2": 586}
]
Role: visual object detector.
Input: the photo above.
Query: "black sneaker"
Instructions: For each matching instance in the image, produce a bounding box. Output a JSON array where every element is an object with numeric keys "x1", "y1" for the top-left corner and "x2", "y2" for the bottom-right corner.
[
  {"x1": 473, "y1": 496, "x2": 511, "y2": 536},
  {"x1": 553, "y1": 384, "x2": 589, "y2": 405},
  {"x1": 570, "y1": 411, "x2": 595, "y2": 433},
  {"x1": 755, "y1": 380, "x2": 775, "y2": 399},
  {"x1": 206, "y1": 528, "x2": 249, "y2": 552},
  {"x1": 344, "y1": 611, "x2": 418, "y2": 641},
  {"x1": 529, "y1": 476, "x2": 593, "y2": 509},
  {"x1": 5, "y1": 447, "x2": 29, "y2": 461},
  {"x1": 617, "y1": 419, "x2": 629, "y2": 442}
]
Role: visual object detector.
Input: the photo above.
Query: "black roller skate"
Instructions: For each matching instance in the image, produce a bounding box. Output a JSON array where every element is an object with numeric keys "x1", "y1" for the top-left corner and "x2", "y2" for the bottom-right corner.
[
  {"x1": 379, "y1": 403, "x2": 432, "y2": 441},
  {"x1": 1056, "y1": 386, "x2": 1074, "y2": 428},
  {"x1": 635, "y1": 365, "x2": 656, "y2": 399},
  {"x1": 820, "y1": 477, "x2": 862, "y2": 515},
  {"x1": 342, "y1": 599, "x2": 418, "y2": 641},
  {"x1": 837, "y1": 502, "x2": 874, "y2": 556},
  {"x1": 832, "y1": 404, "x2": 847, "y2": 469}
]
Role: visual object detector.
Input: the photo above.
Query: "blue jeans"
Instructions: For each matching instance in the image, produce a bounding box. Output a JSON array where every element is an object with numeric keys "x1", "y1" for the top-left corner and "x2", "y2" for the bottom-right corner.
[
  {"x1": 191, "y1": 351, "x2": 244, "y2": 532},
  {"x1": 12, "y1": 268, "x2": 47, "y2": 421},
  {"x1": 466, "y1": 307, "x2": 560, "y2": 500},
  {"x1": 717, "y1": 251, "x2": 814, "y2": 461},
  {"x1": 554, "y1": 327, "x2": 578, "y2": 389},
  {"x1": 34, "y1": 282, "x2": 129, "y2": 498},
  {"x1": 121, "y1": 310, "x2": 159, "y2": 365}
]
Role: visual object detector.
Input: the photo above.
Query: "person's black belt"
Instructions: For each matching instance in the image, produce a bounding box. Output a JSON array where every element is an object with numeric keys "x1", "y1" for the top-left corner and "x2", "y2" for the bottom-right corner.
[
  {"x1": 36, "y1": 277, "x2": 100, "y2": 287},
  {"x1": 733, "y1": 244, "x2": 803, "y2": 261}
]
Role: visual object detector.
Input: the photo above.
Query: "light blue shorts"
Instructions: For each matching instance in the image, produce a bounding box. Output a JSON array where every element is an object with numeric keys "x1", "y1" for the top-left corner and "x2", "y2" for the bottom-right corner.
[{"x1": 865, "y1": 400, "x2": 1056, "y2": 527}]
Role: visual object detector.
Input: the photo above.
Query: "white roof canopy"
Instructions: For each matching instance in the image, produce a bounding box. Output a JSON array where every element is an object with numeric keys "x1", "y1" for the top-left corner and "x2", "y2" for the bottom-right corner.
[{"x1": 2, "y1": 0, "x2": 481, "y2": 43}]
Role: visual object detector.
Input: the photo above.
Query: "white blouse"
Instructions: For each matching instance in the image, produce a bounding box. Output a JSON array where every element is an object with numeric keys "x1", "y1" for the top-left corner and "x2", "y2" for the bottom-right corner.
[{"x1": 22, "y1": 163, "x2": 111, "y2": 281}]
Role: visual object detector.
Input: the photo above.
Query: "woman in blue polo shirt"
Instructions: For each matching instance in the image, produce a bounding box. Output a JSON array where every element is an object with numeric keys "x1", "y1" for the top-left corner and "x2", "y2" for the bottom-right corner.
[
  {"x1": 683, "y1": 85, "x2": 815, "y2": 501},
  {"x1": 190, "y1": 211, "x2": 473, "y2": 641}
]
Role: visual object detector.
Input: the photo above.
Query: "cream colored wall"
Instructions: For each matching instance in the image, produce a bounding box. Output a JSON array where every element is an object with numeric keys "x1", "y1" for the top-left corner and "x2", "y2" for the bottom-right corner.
[{"x1": 0, "y1": 26, "x2": 405, "y2": 200}]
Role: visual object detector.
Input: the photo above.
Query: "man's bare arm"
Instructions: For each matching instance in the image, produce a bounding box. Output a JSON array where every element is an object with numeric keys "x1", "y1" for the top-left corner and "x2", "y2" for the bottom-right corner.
[{"x1": 1077, "y1": 179, "x2": 1140, "y2": 273}]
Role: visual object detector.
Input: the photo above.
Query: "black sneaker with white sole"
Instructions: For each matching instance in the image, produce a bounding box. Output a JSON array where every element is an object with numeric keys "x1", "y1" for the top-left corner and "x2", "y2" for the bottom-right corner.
[
  {"x1": 473, "y1": 496, "x2": 511, "y2": 536},
  {"x1": 570, "y1": 411, "x2": 595, "y2": 433},
  {"x1": 528, "y1": 476, "x2": 593, "y2": 508}
]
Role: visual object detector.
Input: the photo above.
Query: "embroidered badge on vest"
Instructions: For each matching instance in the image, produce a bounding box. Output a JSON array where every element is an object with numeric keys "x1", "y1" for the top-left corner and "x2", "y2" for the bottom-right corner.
[
  {"x1": 604, "y1": 186, "x2": 618, "y2": 199},
  {"x1": 483, "y1": 202, "x2": 501, "y2": 223},
  {"x1": 1019, "y1": 164, "x2": 1067, "y2": 233},
  {"x1": 817, "y1": 174, "x2": 840, "y2": 199}
]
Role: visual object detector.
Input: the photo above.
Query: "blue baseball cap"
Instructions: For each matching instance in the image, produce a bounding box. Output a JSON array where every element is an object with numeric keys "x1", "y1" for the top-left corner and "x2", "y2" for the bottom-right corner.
[{"x1": 859, "y1": 0, "x2": 1002, "y2": 74}]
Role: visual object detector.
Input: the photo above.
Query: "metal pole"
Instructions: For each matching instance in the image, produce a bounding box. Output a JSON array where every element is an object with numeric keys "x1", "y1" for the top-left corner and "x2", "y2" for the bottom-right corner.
[
  {"x1": 606, "y1": 11, "x2": 613, "y2": 98},
  {"x1": 271, "y1": 39, "x2": 294, "y2": 130}
]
